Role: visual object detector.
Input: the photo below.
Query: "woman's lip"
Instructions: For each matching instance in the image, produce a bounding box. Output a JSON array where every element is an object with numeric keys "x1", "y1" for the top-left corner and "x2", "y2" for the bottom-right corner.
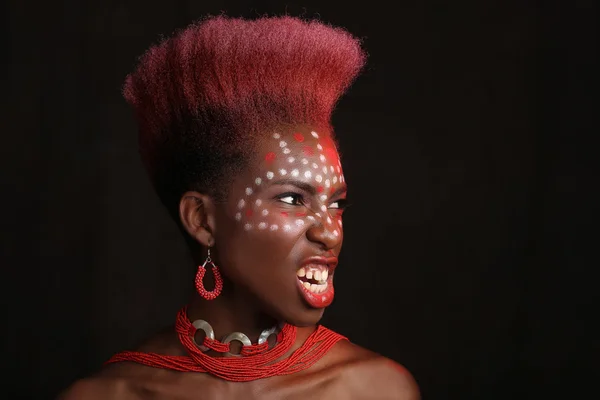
[
  {"x1": 296, "y1": 276, "x2": 335, "y2": 308},
  {"x1": 300, "y1": 256, "x2": 338, "y2": 271}
]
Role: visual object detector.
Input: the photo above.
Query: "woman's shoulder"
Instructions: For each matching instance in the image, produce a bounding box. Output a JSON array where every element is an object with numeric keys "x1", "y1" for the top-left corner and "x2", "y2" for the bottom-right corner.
[
  {"x1": 56, "y1": 374, "x2": 130, "y2": 400},
  {"x1": 56, "y1": 361, "x2": 161, "y2": 400},
  {"x1": 321, "y1": 338, "x2": 421, "y2": 400}
]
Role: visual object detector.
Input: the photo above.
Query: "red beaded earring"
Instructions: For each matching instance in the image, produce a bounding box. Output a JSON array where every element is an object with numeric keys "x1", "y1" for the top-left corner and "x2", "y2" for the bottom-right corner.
[{"x1": 195, "y1": 248, "x2": 223, "y2": 300}]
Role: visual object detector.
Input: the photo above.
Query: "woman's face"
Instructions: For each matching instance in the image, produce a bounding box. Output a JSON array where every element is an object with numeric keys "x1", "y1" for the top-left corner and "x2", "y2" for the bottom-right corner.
[{"x1": 213, "y1": 126, "x2": 347, "y2": 326}]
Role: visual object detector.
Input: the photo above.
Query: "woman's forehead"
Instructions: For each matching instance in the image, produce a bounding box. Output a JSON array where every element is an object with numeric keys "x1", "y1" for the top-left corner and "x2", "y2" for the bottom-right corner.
[
  {"x1": 231, "y1": 127, "x2": 346, "y2": 198},
  {"x1": 254, "y1": 129, "x2": 342, "y2": 169}
]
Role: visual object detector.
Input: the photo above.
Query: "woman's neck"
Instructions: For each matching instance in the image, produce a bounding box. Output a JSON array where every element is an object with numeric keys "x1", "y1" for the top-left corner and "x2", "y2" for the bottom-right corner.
[{"x1": 185, "y1": 288, "x2": 279, "y2": 344}]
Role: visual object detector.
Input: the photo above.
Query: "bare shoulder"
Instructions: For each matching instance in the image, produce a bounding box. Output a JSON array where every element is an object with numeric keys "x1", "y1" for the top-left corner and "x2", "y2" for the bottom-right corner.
[
  {"x1": 356, "y1": 356, "x2": 420, "y2": 400},
  {"x1": 327, "y1": 340, "x2": 420, "y2": 400},
  {"x1": 56, "y1": 375, "x2": 128, "y2": 400}
]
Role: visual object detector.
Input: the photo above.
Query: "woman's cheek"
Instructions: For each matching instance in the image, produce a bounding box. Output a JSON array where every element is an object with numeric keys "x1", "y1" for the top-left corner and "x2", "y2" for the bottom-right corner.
[
  {"x1": 233, "y1": 196, "x2": 302, "y2": 233},
  {"x1": 233, "y1": 195, "x2": 342, "y2": 238},
  {"x1": 269, "y1": 210, "x2": 311, "y2": 233},
  {"x1": 334, "y1": 211, "x2": 344, "y2": 229}
]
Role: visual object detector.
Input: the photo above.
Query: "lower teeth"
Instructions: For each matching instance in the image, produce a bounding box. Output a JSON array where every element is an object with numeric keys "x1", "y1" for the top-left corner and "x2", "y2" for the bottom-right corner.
[{"x1": 302, "y1": 281, "x2": 327, "y2": 293}]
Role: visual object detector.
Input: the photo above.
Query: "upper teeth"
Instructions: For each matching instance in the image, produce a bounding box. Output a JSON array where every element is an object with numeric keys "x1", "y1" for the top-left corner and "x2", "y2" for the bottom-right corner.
[{"x1": 296, "y1": 265, "x2": 329, "y2": 283}]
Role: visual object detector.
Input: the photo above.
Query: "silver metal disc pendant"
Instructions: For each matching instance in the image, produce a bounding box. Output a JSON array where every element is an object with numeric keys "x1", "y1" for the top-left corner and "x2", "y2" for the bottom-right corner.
[
  {"x1": 191, "y1": 319, "x2": 215, "y2": 352},
  {"x1": 222, "y1": 332, "x2": 252, "y2": 357},
  {"x1": 257, "y1": 326, "x2": 278, "y2": 345},
  {"x1": 190, "y1": 318, "x2": 281, "y2": 356}
]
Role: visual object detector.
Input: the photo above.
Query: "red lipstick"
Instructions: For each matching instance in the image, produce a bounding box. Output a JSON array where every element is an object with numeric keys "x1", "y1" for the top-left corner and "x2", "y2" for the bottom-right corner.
[{"x1": 296, "y1": 256, "x2": 338, "y2": 308}]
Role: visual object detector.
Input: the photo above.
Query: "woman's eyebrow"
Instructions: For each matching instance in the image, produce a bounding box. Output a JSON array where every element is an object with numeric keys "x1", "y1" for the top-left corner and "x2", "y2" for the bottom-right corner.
[
  {"x1": 271, "y1": 179, "x2": 348, "y2": 198},
  {"x1": 271, "y1": 179, "x2": 317, "y2": 195}
]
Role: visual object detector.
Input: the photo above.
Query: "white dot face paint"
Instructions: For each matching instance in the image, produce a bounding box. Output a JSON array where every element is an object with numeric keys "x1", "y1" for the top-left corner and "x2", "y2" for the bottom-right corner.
[
  {"x1": 338, "y1": 220, "x2": 343, "y2": 227},
  {"x1": 333, "y1": 229, "x2": 339, "y2": 237},
  {"x1": 234, "y1": 129, "x2": 346, "y2": 244},
  {"x1": 311, "y1": 131, "x2": 319, "y2": 138}
]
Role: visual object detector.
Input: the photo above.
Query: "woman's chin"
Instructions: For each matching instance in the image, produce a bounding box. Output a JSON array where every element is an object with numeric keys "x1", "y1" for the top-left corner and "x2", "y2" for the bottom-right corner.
[{"x1": 282, "y1": 307, "x2": 326, "y2": 328}]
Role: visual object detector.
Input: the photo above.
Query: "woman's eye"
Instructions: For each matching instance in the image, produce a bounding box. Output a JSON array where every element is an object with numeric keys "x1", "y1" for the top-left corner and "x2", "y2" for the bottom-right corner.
[{"x1": 278, "y1": 193, "x2": 304, "y2": 206}]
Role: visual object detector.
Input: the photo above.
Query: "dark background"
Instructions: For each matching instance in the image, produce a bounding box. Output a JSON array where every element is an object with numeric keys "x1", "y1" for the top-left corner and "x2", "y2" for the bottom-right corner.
[{"x1": 2, "y1": 0, "x2": 597, "y2": 399}]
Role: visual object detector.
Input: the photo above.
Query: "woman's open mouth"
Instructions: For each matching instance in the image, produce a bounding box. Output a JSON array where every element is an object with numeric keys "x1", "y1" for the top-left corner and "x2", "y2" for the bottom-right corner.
[
  {"x1": 296, "y1": 265, "x2": 329, "y2": 293},
  {"x1": 295, "y1": 258, "x2": 337, "y2": 308}
]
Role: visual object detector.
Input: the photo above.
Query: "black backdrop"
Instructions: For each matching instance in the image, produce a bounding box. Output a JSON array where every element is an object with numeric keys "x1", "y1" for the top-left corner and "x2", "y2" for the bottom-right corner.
[{"x1": 2, "y1": 1, "x2": 597, "y2": 399}]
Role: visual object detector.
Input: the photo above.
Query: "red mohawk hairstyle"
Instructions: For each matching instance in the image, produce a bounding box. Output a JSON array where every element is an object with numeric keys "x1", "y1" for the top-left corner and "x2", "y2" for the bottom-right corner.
[{"x1": 123, "y1": 15, "x2": 366, "y2": 215}]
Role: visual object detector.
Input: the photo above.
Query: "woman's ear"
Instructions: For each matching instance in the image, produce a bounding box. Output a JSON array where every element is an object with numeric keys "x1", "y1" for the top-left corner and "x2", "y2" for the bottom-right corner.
[{"x1": 179, "y1": 191, "x2": 218, "y2": 247}]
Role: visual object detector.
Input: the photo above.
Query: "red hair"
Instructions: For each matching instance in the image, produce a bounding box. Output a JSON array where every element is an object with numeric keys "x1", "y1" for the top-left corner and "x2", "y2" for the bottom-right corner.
[{"x1": 123, "y1": 15, "x2": 366, "y2": 212}]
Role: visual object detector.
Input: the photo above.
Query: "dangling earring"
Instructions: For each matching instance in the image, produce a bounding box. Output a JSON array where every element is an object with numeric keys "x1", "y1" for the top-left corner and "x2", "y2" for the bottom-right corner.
[{"x1": 195, "y1": 248, "x2": 223, "y2": 300}]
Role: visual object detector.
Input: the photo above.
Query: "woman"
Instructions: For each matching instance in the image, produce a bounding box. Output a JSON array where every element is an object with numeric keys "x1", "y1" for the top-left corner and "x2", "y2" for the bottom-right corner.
[{"x1": 59, "y1": 15, "x2": 419, "y2": 399}]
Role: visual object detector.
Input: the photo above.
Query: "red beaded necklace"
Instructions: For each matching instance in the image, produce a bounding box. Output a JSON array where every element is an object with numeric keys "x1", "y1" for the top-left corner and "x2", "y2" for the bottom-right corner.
[{"x1": 105, "y1": 306, "x2": 347, "y2": 382}]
